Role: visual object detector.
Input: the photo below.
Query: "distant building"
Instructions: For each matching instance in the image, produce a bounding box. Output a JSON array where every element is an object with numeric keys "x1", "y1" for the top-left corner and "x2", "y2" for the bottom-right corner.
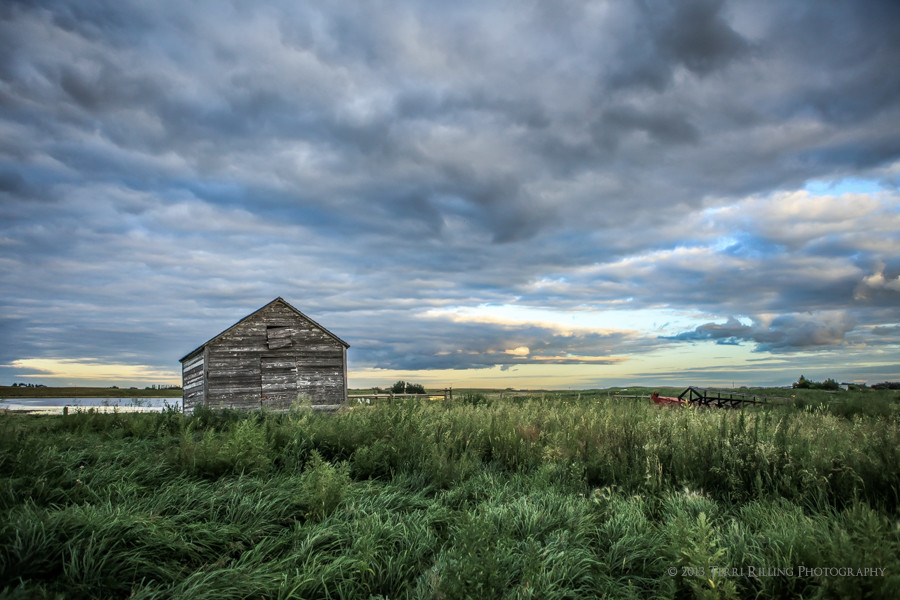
[{"x1": 179, "y1": 297, "x2": 349, "y2": 413}]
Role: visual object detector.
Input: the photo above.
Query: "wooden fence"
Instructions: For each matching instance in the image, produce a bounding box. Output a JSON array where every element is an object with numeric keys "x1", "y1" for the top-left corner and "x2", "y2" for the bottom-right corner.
[{"x1": 348, "y1": 388, "x2": 453, "y2": 405}]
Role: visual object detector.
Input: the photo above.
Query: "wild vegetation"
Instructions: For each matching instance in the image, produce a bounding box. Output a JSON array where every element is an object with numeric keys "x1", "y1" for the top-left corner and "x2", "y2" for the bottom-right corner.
[
  {"x1": 390, "y1": 381, "x2": 427, "y2": 395},
  {"x1": 1, "y1": 388, "x2": 899, "y2": 599}
]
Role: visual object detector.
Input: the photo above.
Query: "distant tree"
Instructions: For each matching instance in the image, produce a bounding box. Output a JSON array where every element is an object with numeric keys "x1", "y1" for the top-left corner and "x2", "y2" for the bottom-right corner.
[
  {"x1": 390, "y1": 380, "x2": 426, "y2": 395},
  {"x1": 820, "y1": 378, "x2": 840, "y2": 391},
  {"x1": 793, "y1": 375, "x2": 812, "y2": 389},
  {"x1": 794, "y1": 375, "x2": 841, "y2": 391},
  {"x1": 872, "y1": 381, "x2": 900, "y2": 390}
]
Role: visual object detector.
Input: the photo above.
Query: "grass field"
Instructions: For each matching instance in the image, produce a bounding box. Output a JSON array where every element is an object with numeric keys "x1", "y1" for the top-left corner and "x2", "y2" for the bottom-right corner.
[
  {"x1": 1, "y1": 389, "x2": 898, "y2": 599},
  {"x1": 0, "y1": 386, "x2": 182, "y2": 399}
]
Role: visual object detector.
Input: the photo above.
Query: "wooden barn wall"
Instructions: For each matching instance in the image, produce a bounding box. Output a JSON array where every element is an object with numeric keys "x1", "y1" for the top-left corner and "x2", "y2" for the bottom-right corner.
[
  {"x1": 204, "y1": 301, "x2": 346, "y2": 410},
  {"x1": 181, "y1": 352, "x2": 205, "y2": 414}
]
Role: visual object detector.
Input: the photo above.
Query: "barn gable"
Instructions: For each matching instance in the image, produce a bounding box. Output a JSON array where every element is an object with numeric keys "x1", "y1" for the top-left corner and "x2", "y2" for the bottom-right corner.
[{"x1": 179, "y1": 298, "x2": 349, "y2": 413}]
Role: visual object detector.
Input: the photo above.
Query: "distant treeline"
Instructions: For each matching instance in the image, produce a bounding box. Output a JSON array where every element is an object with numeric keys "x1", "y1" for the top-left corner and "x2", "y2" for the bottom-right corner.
[{"x1": 792, "y1": 375, "x2": 899, "y2": 390}]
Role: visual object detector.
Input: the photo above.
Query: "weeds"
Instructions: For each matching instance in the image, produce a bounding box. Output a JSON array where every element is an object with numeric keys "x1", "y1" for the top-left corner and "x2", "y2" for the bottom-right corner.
[
  {"x1": 0, "y1": 392, "x2": 898, "y2": 598},
  {"x1": 297, "y1": 450, "x2": 350, "y2": 522}
]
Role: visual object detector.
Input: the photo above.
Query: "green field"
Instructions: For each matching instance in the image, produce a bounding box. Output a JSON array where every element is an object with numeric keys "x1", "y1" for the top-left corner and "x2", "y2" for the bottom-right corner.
[
  {"x1": 1, "y1": 389, "x2": 899, "y2": 599},
  {"x1": 0, "y1": 386, "x2": 182, "y2": 399}
]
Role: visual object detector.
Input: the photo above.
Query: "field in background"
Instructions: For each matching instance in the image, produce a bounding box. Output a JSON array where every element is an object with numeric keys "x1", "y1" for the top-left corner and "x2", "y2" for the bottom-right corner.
[
  {"x1": 1, "y1": 388, "x2": 898, "y2": 598},
  {"x1": 0, "y1": 386, "x2": 182, "y2": 399}
]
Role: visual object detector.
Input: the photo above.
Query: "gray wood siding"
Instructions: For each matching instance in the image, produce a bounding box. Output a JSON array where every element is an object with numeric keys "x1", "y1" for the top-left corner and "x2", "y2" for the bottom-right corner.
[
  {"x1": 188, "y1": 299, "x2": 347, "y2": 411},
  {"x1": 261, "y1": 356, "x2": 298, "y2": 409},
  {"x1": 181, "y1": 353, "x2": 205, "y2": 413}
]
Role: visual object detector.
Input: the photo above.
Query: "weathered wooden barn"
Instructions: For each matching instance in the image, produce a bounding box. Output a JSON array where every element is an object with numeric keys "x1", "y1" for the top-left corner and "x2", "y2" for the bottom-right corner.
[{"x1": 180, "y1": 298, "x2": 349, "y2": 413}]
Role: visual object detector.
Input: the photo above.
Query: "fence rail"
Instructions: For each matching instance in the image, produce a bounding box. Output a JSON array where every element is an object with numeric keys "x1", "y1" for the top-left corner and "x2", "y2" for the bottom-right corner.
[{"x1": 348, "y1": 388, "x2": 453, "y2": 404}]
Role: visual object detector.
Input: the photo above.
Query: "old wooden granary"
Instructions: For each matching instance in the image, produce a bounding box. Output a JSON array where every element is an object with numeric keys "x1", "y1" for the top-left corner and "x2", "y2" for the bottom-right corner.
[{"x1": 180, "y1": 297, "x2": 349, "y2": 413}]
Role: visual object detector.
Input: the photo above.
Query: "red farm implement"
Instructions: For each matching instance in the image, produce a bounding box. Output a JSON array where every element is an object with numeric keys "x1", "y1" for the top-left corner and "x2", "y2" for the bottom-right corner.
[
  {"x1": 653, "y1": 386, "x2": 772, "y2": 409},
  {"x1": 651, "y1": 391, "x2": 687, "y2": 406}
]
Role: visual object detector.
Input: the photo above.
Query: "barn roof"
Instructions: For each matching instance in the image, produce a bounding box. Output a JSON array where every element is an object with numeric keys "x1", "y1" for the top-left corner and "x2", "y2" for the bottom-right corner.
[{"x1": 179, "y1": 297, "x2": 350, "y2": 362}]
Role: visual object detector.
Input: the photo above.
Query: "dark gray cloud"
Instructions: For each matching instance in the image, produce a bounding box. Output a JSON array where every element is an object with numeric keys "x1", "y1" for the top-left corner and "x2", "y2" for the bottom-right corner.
[
  {"x1": 669, "y1": 313, "x2": 857, "y2": 352},
  {"x1": 606, "y1": 0, "x2": 750, "y2": 90},
  {"x1": 1, "y1": 0, "x2": 899, "y2": 385}
]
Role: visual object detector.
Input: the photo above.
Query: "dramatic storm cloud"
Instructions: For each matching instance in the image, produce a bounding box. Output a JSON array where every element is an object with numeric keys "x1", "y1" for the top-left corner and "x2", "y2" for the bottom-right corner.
[{"x1": 1, "y1": 0, "x2": 899, "y2": 387}]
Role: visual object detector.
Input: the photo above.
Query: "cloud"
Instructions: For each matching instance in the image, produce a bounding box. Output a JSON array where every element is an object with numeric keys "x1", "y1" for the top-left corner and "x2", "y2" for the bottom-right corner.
[
  {"x1": 0, "y1": 0, "x2": 899, "y2": 385},
  {"x1": 856, "y1": 262, "x2": 900, "y2": 300},
  {"x1": 604, "y1": 0, "x2": 749, "y2": 91},
  {"x1": 505, "y1": 346, "x2": 530, "y2": 357},
  {"x1": 345, "y1": 311, "x2": 650, "y2": 371},
  {"x1": 670, "y1": 312, "x2": 858, "y2": 352}
]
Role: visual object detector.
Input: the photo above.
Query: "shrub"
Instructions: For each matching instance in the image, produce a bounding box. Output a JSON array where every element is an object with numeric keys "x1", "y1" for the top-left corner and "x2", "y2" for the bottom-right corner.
[
  {"x1": 461, "y1": 392, "x2": 489, "y2": 407},
  {"x1": 793, "y1": 375, "x2": 841, "y2": 390},
  {"x1": 391, "y1": 381, "x2": 426, "y2": 395},
  {"x1": 173, "y1": 419, "x2": 271, "y2": 477},
  {"x1": 298, "y1": 450, "x2": 350, "y2": 521}
]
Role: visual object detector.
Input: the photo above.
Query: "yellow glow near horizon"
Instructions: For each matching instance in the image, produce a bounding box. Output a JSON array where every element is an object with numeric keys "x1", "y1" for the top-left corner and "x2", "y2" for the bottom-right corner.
[
  {"x1": 348, "y1": 362, "x2": 637, "y2": 389},
  {"x1": 11, "y1": 358, "x2": 180, "y2": 384},
  {"x1": 10, "y1": 342, "x2": 894, "y2": 391}
]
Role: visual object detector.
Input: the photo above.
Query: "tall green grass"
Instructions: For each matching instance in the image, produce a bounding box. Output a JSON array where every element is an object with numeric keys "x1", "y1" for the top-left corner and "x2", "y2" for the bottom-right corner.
[{"x1": 1, "y1": 393, "x2": 898, "y2": 598}]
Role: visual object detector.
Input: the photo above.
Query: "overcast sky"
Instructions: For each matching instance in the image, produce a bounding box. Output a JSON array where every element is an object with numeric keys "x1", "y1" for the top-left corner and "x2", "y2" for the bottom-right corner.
[{"x1": 2, "y1": 0, "x2": 899, "y2": 389}]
